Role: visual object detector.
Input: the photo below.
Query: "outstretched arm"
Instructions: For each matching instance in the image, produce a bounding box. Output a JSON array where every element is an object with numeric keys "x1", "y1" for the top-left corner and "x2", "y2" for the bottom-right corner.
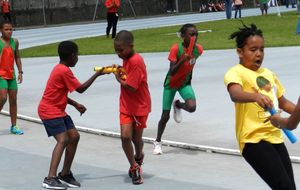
[{"x1": 76, "y1": 70, "x2": 105, "y2": 93}]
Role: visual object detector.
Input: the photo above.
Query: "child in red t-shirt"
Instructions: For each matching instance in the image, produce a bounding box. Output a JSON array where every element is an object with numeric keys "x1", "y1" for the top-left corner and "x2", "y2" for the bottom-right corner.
[
  {"x1": 38, "y1": 41, "x2": 105, "y2": 189},
  {"x1": 112, "y1": 30, "x2": 151, "y2": 185}
]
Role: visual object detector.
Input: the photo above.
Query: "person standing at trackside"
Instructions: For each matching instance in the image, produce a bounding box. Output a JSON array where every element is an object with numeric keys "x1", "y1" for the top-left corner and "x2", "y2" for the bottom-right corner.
[
  {"x1": 166, "y1": 0, "x2": 176, "y2": 13},
  {"x1": 233, "y1": 0, "x2": 242, "y2": 19},
  {"x1": 259, "y1": 0, "x2": 268, "y2": 15},
  {"x1": 0, "y1": 21, "x2": 23, "y2": 135},
  {"x1": 105, "y1": 0, "x2": 120, "y2": 39},
  {"x1": 224, "y1": 0, "x2": 232, "y2": 19},
  {"x1": 0, "y1": 0, "x2": 12, "y2": 23}
]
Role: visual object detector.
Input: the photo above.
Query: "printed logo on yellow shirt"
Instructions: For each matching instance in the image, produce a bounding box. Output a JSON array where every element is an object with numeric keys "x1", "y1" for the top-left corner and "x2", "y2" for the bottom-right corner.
[{"x1": 253, "y1": 76, "x2": 278, "y2": 119}]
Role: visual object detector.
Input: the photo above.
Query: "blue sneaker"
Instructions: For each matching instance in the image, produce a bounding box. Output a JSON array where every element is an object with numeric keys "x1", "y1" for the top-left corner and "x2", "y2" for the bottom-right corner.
[{"x1": 10, "y1": 125, "x2": 24, "y2": 135}]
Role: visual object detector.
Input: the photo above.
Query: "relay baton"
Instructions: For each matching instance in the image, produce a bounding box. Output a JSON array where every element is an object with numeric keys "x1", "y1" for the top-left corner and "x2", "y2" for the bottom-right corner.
[
  {"x1": 268, "y1": 107, "x2": 297, "y2": 143},
  {"x1": 94, "y1": 66, "x2": 127, "y2": 80},
  {"x1": 187, "y1": 36, "x2": 196, "y2": 56},
  {"x1": 94, "y1": 66, "x2": 118, "y2": 73}
]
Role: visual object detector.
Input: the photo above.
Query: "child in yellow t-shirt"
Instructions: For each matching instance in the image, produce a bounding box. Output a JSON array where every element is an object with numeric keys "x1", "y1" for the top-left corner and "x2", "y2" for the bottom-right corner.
[{"x1": 224, "y1": 23, "x2": 296, "y2": 190}]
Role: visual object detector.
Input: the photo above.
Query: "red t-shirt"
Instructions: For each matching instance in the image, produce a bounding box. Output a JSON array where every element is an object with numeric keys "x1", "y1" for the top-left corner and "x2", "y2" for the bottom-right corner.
[
  {"x1": 105, "y1": 0, "x2": 120, "y2": 13},
  {"x1": 120, "y1": 53, "x2": 151, "y2": 116},
  {"x1": 1, "y1": 1, "x2": 10, "y2": 13},
  {"x1": 38, "y1": 64, "x2": 81, "y2": 120},
  {"x1": 0, "y1": 47, "x2": 14, "y2": 79},
  {"x1": 167, "y1": 43, "x2": 203, "y2": 88}
]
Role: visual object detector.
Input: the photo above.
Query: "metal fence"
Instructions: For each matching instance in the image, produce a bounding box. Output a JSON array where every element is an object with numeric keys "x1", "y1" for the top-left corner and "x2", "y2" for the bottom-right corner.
[{"x1": 8, "y1": 0, "x2": 257, "y2": 27}]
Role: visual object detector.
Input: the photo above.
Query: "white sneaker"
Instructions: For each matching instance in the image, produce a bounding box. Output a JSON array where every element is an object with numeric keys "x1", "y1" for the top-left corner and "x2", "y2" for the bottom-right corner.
[
  {"x1": 153, "y1": 141, "x2": 163, "y2": 155},
  {"x1": 173, "y1": 100, "x2": 182, "y2": 123}
]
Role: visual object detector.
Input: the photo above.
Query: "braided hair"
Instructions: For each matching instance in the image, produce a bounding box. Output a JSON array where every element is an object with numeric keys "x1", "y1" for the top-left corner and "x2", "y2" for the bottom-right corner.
[{"x1": 229, "y1": 23, "x2": 263, "y2": 48}]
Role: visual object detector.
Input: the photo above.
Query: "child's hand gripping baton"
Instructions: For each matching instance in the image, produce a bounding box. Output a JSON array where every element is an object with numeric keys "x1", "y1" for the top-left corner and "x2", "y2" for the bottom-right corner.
[
  {"x1": 187, "y1": 36, "x2": 196, "y2": 56},
  {"x1": 268, "y1": 107, "x2": 297, "y2": 143},
  {"x1": 94, "y1": 66, "x2": 127, "y2": 80}
]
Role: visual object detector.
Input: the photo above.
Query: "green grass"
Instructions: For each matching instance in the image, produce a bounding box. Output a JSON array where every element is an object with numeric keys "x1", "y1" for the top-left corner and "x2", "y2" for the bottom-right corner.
[{"x1": 20, "y1": 11, "x2": 300, "y2": 58}]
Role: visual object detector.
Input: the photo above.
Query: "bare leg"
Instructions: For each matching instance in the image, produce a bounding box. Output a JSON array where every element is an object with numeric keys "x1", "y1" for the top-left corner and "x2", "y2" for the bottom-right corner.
[
  {"x1": 132, "y1": 127, "x2": 144, "y2": 159},
  {"x1": 0, "y1": 89, "x2": 8, "y2": 111},
  {"x1": 8, "y1": 90, "x2": 17, "y2": 126},
  {"x1": 47, "y1": 132, "x2": 69, "y2": 178},
  {"x1": 60, "y1": 128, "x2": 80, "y2": 175},
  {"x1": 120, "y1": 124, "x2": 136, "y2": 166},
  {"x1": 176, "y1": 99, "x2": 196, "y2": 113},
  {"x1": 155, "y1": 110, "x2": 170, "y2": 142}
]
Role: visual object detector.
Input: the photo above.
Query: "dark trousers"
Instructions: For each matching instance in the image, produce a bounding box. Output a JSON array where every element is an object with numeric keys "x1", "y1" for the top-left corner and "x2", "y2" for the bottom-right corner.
[
  {"x1": 106, "y1": 12, "x2": 118, "y2": 38},
  {"x1": 3, "y1": 13, "x2": 11, "y2": 23},
  {"x1": 224, "y1": 0, "x2": 232, "y2": 19},
  {"x1": 167, "y1": 0, "x2": 175, "y2": 11},
  {"x1": 234, "y1": 5, "x2": 241, "y2": 18},
  {"x1": 243, "y1": 141, "x2": 296, "y2": 190}
]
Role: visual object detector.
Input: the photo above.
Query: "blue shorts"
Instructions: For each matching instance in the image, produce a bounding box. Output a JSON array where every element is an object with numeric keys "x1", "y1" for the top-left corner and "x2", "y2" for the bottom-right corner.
[{"x1": 42, "y1": 115, "x2": 76, "y2": 137}]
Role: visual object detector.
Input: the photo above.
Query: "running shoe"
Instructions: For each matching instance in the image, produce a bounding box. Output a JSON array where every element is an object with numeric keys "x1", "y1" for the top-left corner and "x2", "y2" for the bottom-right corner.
[
  {"x1": 153, "y1": 141, "x2": 163, "y2": 155},
  {"x1": 10, "y1": 125, "x2": 24, "y2": 135},
  {"x1": 129, "y1": 164, "x2": 143, "y2": 185},
  {"x1": 128, "y1": 153, "x2": 145, "y2": 177},
  {"x1": 42, "y1": 177, "x2": 68, "y2": 189},
  {"x1": 58, "y1": 171, "x2": 81, "y2": 188},
  {"x1": 173, "y1": 99, "x2": 182, "y2": 123}
]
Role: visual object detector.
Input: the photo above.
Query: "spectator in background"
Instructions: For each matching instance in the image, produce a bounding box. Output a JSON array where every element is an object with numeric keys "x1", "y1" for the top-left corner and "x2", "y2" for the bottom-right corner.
[
  {"x1": 0, "y1": 0, "x2": 12, "y2": 23},
  {"x1": 259, "y1": 0, "x2": 268, "y2": 15},
  {"x1": 105, "y1": 0, "x2": 120, "y2": 39},
  {"x1": 216, "y1": 1, "x2": 225, "y2": 11},
  {"x1": 166, "y1": 0, "x2": 176, "y2": 13},
  {"x1": 285, "y1": 0, "x2": 296, "y2": 8},
  {"x1": 224, "y1": 0, "x2": 232, "y2": 19},
  {"x1": 233, "y1": 0, "x2": 242, "y2": 18}
]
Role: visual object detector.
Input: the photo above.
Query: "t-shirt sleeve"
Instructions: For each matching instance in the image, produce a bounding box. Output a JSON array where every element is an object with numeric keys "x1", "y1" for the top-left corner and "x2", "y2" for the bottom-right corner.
[
  {"x1": 168, "y1": 44, "x2": 179, "y2": 63},
  {"x1": 224, "y1": 67, "x2": 243, "y2": 88},
  {"x1": 126, "y1": 64, "x2": 143, "y2": 89},
  {"x1": 272, "y1": 72, "x2": 285, "y2": 98},
  {"x1": 196, "y1": 44, "x2": 204, "y2": 56},
  {"x1": 62, "y1": 69, "x2": 81, "y2": 93}
]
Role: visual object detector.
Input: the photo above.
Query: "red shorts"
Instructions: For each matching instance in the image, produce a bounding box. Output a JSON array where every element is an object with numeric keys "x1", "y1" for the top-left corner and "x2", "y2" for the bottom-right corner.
[{"x1": 119, "y1": 113, "x2": 148, "y2": 128}]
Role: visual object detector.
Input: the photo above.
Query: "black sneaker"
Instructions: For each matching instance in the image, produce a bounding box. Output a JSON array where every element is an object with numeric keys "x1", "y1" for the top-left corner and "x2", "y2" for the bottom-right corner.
[
  {"x1": 130, "y1": 165, "x2": 143, "y2": 185},
  {"x1": 42, "y1": 177, "x2": 68, "y2": 189},
  {"x1": 58, "y1": 171, "x2": 81, "y2": 188}
]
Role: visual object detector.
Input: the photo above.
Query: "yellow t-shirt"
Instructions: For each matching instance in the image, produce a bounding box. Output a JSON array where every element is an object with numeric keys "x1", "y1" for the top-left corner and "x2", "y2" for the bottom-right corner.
[{"x1": 224, "y1": 64, "x2": 285, "y2": 153}]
